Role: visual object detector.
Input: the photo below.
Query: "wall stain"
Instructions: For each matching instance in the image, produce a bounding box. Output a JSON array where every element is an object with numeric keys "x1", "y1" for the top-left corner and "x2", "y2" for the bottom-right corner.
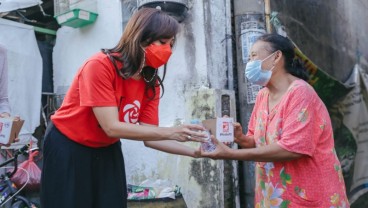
[
  {"x1": 203, "y1": 0, "x2": 213, "y2": 88},
  {"x1": 187, "y1": 88, "x2": 224, "y2": 207},
  {"x1": 189, "y1": 90, "x2": 216, "y2": 120},
  {"x1": 189, "y1": 159, "x2": 221, "y2": 208}
]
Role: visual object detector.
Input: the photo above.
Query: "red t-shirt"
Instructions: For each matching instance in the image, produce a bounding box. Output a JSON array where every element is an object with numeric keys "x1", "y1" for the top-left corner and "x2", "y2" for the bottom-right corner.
[{"x1": 51, "y1": 52, "x2": 160, "y2": 147}]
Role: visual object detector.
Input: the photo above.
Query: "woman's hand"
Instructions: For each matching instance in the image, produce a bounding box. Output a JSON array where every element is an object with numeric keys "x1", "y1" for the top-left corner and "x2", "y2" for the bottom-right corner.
[
  {"x1": 93, "y1": 106, "x2": 208, "y2": 142},
  {"x1": 0, "y1": 112, "x2": 11, "y2": 118},
  {"x1": 170, "y1": 124, "x2": 208, "y2": 143}
]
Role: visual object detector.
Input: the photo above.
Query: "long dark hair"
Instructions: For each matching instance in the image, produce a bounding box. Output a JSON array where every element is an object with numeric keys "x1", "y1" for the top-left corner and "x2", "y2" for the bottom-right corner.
[
  {"x1": 102, "y1": 8, "x2": 179, "y2": 99},
  {"x1": 257, "y1": 34, "x2": 309, "y2": 81}
]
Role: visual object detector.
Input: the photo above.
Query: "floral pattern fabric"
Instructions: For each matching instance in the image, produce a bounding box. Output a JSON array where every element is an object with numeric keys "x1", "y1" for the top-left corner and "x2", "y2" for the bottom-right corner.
[{"x1": 247, "y1": 80, "x2": 349, "y2": 208}]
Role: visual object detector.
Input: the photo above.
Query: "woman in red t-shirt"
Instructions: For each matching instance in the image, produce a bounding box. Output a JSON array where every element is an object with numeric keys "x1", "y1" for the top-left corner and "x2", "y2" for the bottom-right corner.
[{"x1": 41, "y1": 8, "x2": 207, "y2": 208}]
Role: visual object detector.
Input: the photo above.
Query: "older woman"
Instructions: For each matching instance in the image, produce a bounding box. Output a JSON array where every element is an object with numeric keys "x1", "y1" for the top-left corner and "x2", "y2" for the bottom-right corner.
[{"x1": 201, "y1": 34, "x2": 349, "y2": 208}]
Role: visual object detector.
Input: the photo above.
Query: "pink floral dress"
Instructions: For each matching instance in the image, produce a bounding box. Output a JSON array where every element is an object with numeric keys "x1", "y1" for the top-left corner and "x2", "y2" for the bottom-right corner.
[{"x1": 247, "y1": 80, "x2": 349, "y2": 208}]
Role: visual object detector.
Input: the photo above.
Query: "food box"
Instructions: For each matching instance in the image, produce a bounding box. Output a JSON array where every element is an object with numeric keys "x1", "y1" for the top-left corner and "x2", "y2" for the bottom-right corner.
[
  {"x1": 0, "y1": 118, "x2": 24, "y2": 145},
  {"x1": 202, "y1": 117, "x2": 234, "y2": 142}
]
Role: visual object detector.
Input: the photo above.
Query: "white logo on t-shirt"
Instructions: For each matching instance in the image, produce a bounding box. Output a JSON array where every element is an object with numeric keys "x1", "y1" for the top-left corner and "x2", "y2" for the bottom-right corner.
[{"x1": 123, "y1": 100, "x2": 140, "y2": 123}]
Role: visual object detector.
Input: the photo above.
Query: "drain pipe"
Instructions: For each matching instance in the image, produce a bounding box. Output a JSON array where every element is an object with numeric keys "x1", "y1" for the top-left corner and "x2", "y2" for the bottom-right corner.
[
  {"x1": 264, "y1": 0, "x2": 272, "y2": 33},
  {"x1": 233, "y1": 0, "x2": 266, "y2": 207}
]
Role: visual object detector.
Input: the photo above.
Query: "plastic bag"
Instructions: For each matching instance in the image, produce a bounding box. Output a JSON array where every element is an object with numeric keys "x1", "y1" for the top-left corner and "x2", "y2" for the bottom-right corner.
[
  {"x1": 127, "y1": 179, "x2": 182, "y2": 200},
  {"x1": 12, "y1": 150, "x2": 41, "y2": 191},
  {"x1": 127, "y1": 184, "x2": 156, "y2": 200}
]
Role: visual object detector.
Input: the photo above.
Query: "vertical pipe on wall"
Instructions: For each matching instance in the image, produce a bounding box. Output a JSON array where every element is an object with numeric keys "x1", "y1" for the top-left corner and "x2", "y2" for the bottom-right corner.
[
  {"x1": 224, "y1": 0, "x2": 234, "y2": 90},
  {"x1": 264, "y1": 0, "x2": 272, "y2": 33}
]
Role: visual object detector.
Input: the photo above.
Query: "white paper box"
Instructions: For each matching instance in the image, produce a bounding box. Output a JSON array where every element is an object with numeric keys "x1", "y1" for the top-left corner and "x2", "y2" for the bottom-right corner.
[
  {"x1": 202, "y1": 117, "x2": 234, "y2": 142},
  {"x1": 0, "y1": 118, "x2": 24, "y2": 145}
]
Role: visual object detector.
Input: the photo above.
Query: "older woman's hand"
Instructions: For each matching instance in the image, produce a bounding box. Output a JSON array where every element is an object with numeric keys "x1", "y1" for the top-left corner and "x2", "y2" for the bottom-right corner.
[
  {"x1": 232, "y1": 122, "x2": 255, "y2": 148},
  {"x1": 233, "y1": 122, "x2": 244, "y2": 143},
  {"x1": 198, "y1": 135, "x2": 233, "y2": 160}
]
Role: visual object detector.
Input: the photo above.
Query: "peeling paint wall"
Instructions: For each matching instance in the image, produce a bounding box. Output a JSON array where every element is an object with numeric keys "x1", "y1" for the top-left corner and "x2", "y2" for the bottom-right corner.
[
  {"x1": 52, "y1": 0, "x2": 238, "y2": 207},
  {"x1": 123, "y1": 0, "x2": 238, "y2": 205}
]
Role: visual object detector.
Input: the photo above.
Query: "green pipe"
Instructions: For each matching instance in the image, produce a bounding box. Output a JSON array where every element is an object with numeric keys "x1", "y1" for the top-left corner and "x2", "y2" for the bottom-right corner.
[{"x1": 33, "y1": 26, "x2": 57, "y2": 36}]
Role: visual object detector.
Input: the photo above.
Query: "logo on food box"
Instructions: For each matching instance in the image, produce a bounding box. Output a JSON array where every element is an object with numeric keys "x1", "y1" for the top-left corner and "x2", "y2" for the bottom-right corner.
[{"x1": 222, "y1": 122, "x2": 229, "y2": 133}]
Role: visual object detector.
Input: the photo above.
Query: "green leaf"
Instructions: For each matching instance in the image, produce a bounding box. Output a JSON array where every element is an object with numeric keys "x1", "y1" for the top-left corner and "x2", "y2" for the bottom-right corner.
[
  {"x1": 280, "y1": 200, "x2": 290, "y2": 208},
  {"x1": 260, "y1": 180, "x2": 265, "y2": 190}
]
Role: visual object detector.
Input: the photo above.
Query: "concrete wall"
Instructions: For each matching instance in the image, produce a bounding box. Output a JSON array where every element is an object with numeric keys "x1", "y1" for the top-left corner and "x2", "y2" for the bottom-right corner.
[
  {"x1": 53, "y1": 0, "x2": 122, "y2": 94},
  {"x1": 52, "y1": 0, "x2": 238, "y2": 207},
  {"x1": 271, "y1": 0, "x2": 368, "y2": 81}
]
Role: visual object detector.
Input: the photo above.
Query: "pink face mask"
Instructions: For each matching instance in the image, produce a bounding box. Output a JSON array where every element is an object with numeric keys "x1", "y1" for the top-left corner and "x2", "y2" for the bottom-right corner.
[{"x1": 145, "y1": 43, "x2": 172, "y2": 69}]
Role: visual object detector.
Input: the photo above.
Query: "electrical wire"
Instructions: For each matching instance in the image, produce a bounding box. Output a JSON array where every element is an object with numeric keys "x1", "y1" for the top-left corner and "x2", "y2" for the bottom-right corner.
[{"x1": 0, "y1": 166, "x2": 30, "y2": 206}]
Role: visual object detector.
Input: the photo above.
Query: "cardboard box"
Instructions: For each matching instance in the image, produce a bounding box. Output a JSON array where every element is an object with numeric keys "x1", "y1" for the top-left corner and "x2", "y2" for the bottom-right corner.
[
  {"x1": 202, "y1": 117, "x2": 234, "y2": 142},
  {"x1": 0, "y1": 118, "x2": 24, "y2": 145}
]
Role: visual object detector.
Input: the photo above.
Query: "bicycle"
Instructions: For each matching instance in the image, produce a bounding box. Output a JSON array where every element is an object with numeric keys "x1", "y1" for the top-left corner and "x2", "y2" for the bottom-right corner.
[{"x1": 0, "y1": 145, "x2": 39, "y2": 208}]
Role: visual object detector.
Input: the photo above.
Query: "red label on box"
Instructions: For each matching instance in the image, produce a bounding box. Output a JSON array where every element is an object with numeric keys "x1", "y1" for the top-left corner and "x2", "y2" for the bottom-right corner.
[{"x1": 222, "y1": 122, "x2": 230, "y2": 133}]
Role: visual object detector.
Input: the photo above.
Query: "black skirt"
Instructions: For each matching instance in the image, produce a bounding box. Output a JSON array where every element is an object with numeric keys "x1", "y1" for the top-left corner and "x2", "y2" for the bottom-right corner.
[{"x1": 40, "y1": 122, "x2": 127, "y2": 208}]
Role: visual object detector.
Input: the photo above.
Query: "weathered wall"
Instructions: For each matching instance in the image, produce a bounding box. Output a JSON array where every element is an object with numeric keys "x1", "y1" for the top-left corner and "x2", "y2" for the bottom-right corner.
[
  {"x1": 121, "y1": 1, "x2": 238, "y2": 207},
  {"x1": 271, "y1": 0, "x2": 368, "y2": 81},
  {"x1": 53, "y1": 0, "x2": 122, "y2": 94},
  {"x1": 52, "y1": 0, "x2": 238, "y2": 207}
]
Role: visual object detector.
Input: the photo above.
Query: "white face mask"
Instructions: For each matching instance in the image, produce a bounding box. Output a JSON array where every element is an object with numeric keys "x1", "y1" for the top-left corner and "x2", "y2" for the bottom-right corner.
[{"x1": 245, "y1": 51, "x2": 277, "y2": 86}]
